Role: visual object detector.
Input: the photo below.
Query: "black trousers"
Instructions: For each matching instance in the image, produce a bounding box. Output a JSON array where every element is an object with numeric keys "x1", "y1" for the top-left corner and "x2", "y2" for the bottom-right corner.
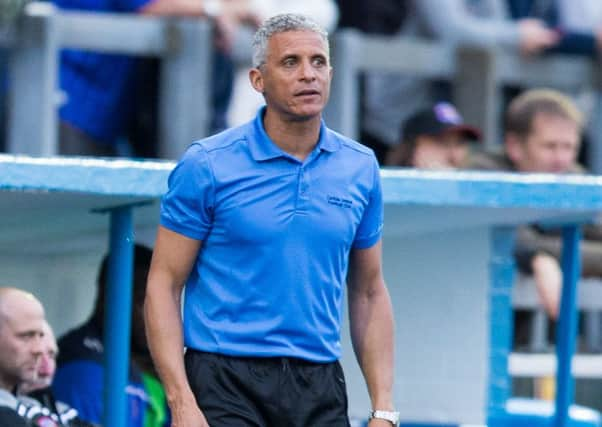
[{"x1": 185, "y1": 350, "x2": 351, "y2": 427}]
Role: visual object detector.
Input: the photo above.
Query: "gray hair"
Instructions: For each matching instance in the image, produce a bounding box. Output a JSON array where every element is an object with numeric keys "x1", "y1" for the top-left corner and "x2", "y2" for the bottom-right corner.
[{"x1": 252, "y1": 13, "x2": 329, "y2": 68}]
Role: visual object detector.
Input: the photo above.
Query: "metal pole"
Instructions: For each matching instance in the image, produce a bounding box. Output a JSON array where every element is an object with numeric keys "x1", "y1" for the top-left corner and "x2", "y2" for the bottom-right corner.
[
  {"x1": 453, "y1": 46, "x2": 501, "y2": 150},
  {"x1": 104, "y1": 206, "x2": 134, "y2": 427},
  {"x1": 7, "y1": 2, "x2": 58, "y2": 156},
  {"x1": 323, "y1": 29, "x2": 361, "y2": 140},
  {"x1": 159, "y1": 19, "x2": 212, "y2": 159},
  {"x1": 487, "y1": 227, "x2": 516, "y2": 419},
  {"x1": 554, "y1": 225, "x2": 582, "y2": 427}
]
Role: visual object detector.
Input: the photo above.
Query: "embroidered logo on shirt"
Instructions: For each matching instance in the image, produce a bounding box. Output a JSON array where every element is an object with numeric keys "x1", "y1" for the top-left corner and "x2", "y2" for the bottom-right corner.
[{"x1": 327, "y1": 196, "x2": 352, "y2": 208}]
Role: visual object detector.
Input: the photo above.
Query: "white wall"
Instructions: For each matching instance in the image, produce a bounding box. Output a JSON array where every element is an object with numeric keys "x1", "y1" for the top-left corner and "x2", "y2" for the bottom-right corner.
[
  {"x1": 340, "y1": 226, "x2": 491, "y2": 424},
  {"x1": 1, "y1": 248, "x2": 104, "y2": 336}
]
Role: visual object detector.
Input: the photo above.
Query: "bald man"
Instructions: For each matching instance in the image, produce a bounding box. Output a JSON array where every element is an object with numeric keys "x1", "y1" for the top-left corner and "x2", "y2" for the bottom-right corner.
[
  {"x1": 0, "y1": 287, "x2": 45, "y2": 393},
  {"x1": 0, "y1": 290, "x2": 96, "y2": 427},
  {"x1": 16, "y1": 320, "x2": 96, "y2": 427},
  {"x1": 0, "y1": 287, "x2": 45, "y2": 426}
]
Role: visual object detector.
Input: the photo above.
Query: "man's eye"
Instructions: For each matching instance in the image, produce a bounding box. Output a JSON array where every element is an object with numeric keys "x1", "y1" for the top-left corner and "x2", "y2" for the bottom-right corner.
[
  {"x1": 283, "y1": 58, "x2": 296, "y2": 67},
  {"x1": 313, "y1": 58, "x2": 326, "y2": 66}
]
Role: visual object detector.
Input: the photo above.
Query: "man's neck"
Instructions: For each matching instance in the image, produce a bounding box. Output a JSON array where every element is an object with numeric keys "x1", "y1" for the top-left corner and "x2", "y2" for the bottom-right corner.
[
  {"x1": 0, "y1": 379, "x2": 15, "y2": 395},
  {"x1": 263, "y1": 110, "x2": 322, "y2": 161}
]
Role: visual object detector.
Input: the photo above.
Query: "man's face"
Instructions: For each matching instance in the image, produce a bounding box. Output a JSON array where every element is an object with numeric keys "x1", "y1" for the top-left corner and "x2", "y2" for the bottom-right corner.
[
  {"x1": 508, "y1": 112, "x2": 580, "y2": 173},
  {"x1": 34, "y1": 335, "x2": 57, "y2": 389},
  {"x1": 0, "y1": 299, "x2": 45, "y2": 390},
  {"x1": 412, "y1": 132, "x2": 469, "y2": 169},
  {"x1": 250, "y1": 30, "x2": 332, "y2": 121},
  {"x1": 20, "y1": 323, "x2": 57, "y2": 392}
]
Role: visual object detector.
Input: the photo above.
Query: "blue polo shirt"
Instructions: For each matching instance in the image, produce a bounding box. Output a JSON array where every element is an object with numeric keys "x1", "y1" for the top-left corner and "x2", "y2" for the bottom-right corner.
[
  {"x1": 53, "y1": 0, "x2": 151, "y2": 145},
  {"x1": 161, "y1": 108, "x2": 383, "y2": 362}
]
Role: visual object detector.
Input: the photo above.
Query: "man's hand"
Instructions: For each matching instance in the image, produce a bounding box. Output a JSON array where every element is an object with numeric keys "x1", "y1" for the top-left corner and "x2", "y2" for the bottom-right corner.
[
  {"x1": 368, "y1": 419, "x2": 396, "y2": 427},
  {"x1": 213, "y1": 0, "x2": 261, "y2": 52},
  {"x1": 170, "y1": 397, "x2": 209, "y2": 427},
  {"x1": 532, "y1": 252, "x2": 562, "y2": 319},
  {"x1": 518, "y1": 19, "x2": 559, "y2": 55}
]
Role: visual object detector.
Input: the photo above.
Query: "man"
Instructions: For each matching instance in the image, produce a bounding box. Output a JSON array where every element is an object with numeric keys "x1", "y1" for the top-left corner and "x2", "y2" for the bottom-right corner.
[
  {"x1": 0, "y1": 287, "x2": 45, "y2": 426},
  {"x1": 53, "y1": 244, "x2": 167, "y2": 427},
  {"x1": 386, "y1": 101, "x2": 481, "y2": 168},
  {"x1": 17, "y1": 321, "x2": 97, "y2": 427},
  {"x1": 0, "y1": 289, "x2": 95, "y2": 427},
  {"x1": 466, "y1": 88, "x2": 592, "y2": 321},
  {"x1": 145, "y1": 13, "x2": 396, "y2": 427}
]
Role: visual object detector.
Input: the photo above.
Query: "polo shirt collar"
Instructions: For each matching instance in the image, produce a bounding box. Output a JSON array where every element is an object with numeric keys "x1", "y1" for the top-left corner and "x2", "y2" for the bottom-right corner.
[{"x1": 249, "y1": 107, "x2": 341, "y2": 161}]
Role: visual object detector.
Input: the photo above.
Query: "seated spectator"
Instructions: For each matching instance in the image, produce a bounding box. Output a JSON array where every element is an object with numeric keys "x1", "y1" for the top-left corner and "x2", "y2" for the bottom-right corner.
[
  {"x1": 465, "y1": 89, "x2": 599, "y2": 327},
  {"x1": 53, "y1": 244, "x2": 167, "y2": 427},
  {"x1": 508, "y1": 0, "x2": 602, "y2": 176},
  {"x1": 358, "y1": 0, "x2": 559, "y2": 163},
  {"x1": 53, "y1": 0, "x2": 259, "y2": 157},
  {"x1": 0, "y1": 287, "x2": 45, "y2": 426},
  {"x1": 385, "y1": 101, "x2": 481, "y2": 168},
  {"x1": 15, "y1": 320, "x2": 96, "y2": 426}
]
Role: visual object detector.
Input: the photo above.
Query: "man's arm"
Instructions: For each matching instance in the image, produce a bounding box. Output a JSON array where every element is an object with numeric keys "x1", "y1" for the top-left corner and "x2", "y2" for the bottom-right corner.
[
  {"x1": 531, "y1": 252, "x2": 562, "y2": 319},
  {"x1": 144, "y1": 225, "x2": 206, "y2": 427},
  {"x1": 139, "y1": 0, "x2": 255, "y2": 18},
  {"x1": 347, "y1": 240, "x2": 395, "y2": 426},
  {"x1": 517, "y1": 225, "x2": 602, "y2": 278},
  {"x1": 415, "y1": 0, "x2": 557, "y2": 53},
  {"x1": 139, "y1": 0, "x2": 259, "y2": 51},
  {"x1": 138, "y1": 0, "x2": 205, "y2": 16}
]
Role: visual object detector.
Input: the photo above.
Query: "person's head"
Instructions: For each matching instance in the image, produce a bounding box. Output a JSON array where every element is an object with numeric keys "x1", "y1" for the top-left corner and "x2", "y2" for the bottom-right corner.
[
  {"x1": 504, "y1": 89, "x2": 583, "y2": 173},
  {"x1": 19, "y1": 320, "x2": 57, "y2": 393},
  {"x1": 249, "y1": 13, "x2": 332, "y2": 121},
  {"x1": 0, "y1": 288, "x2": 45, "y2": 391},
  {"x1": 391, "y1": 102, "x2": 481, "y2": 168},
  {"x1": 92, "y1": 244, "x2": 154, "y2": 355}
]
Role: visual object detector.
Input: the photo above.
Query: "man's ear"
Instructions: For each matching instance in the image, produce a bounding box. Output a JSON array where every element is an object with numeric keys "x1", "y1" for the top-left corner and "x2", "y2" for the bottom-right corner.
[
  {"x1": 249, "y1": 68, "x2": 264, "y2": 94},
  {"x1": 505, "y1": 133, "x2": 523, "y2": 165}
]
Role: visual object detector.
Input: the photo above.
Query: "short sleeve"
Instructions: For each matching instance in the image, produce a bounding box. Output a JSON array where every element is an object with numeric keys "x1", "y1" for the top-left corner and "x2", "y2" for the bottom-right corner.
[
  {"x1": 160, "y1": 144, "x2": 215, "y2": 241},
  {"x1": 352, "y1": 156, "x2": 383, "y2": 249}
]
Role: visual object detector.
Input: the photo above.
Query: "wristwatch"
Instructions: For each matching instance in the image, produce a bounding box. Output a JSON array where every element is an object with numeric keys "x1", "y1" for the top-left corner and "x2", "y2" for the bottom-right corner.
[{"x1": 369, "y1": 409, "x2": 400, "y2": 426}]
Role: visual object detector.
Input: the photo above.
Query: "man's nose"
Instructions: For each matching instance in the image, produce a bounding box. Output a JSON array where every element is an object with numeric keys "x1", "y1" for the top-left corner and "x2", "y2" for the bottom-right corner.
[
  {"x1": 37, "y1": 355, "x2": 50, "y2": 374},
  {"x1": 554, "y1": 148, "x2": 573, "y2": 171},
  {"x1": 299, "y1": 59, "x2": 316, "y2": 80},
  {"x1": 31, "y1": 335, "x2": 44, "y2": 355}
]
